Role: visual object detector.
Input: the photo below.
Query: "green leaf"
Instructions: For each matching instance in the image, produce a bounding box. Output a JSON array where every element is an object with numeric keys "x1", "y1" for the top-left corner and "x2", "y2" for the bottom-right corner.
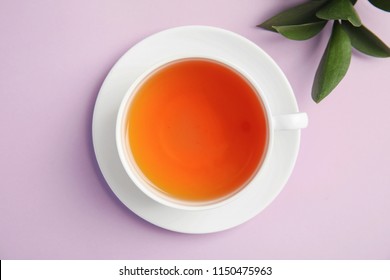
[
  {"x1": 342, "y1": 21, "x2": 390, "y2": 57},
  {"x1": 258, "y1": 0, "x2": 328, "y2": 32},
  {"x1": 273, "y1": 21, "x2": 327, "y2": 41},
  {"x1": 368, "y1": 0, "x2": 390, "y2": 12},
  {"x1": 316, "y1": 0, "x2": 362, "y2": 27},
  {"x1": 312, "y1": 22, "x2": 352, "y2": 103}
]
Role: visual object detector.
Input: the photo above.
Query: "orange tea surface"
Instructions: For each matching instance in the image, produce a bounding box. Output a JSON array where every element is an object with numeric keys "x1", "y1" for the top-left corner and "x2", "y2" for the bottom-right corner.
[{"x1": 126, "y1": 59, "x2": 268, "y2": 202}]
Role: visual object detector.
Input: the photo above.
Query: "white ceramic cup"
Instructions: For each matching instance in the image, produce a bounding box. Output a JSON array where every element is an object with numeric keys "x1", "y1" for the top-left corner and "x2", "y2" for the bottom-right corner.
[{"x1": 116, "y1": 56, "x2": 308, "y2": 211}]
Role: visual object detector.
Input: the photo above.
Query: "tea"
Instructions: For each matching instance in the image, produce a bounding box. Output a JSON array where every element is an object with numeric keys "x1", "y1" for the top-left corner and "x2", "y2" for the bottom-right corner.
[{"x1": 125, "y1": 58, "x2": 268, "y2": 202}]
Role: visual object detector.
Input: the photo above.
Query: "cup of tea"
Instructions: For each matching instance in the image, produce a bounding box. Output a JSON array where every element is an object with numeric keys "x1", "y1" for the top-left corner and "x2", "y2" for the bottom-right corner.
[{"x1": 116, "y1": 56, "x2": 308, "y2": 210}]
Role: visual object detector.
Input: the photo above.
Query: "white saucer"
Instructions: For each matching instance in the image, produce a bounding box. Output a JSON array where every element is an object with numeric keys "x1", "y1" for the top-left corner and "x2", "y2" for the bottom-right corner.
[{"x1": 92, "y1": 26, "x2": 301, "y2": 234}]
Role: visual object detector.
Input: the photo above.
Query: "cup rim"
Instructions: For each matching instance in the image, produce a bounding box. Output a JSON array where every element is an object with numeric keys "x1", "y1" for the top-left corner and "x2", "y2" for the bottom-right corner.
[{"x1": 115, "y1": 55, "x2": 275, "y2": 211}]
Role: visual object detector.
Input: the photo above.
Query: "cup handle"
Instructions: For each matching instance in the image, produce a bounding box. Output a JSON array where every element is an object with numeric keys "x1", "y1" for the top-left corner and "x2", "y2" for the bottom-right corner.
[{"x1": 273, "y1": 112, "x2": 308, "y2": 130}]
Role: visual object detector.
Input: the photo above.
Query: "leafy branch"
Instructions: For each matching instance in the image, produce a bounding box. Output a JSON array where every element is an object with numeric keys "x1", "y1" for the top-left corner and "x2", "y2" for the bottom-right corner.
[{"x1": 258, "y1": 0, "x2": 390, "y2": 103}]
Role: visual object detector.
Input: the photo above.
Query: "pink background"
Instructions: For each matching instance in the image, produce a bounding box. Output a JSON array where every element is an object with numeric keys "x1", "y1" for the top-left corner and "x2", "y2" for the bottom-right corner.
[{"x1": 1, "y1": 0, "x2": 389, "y2": 259}]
